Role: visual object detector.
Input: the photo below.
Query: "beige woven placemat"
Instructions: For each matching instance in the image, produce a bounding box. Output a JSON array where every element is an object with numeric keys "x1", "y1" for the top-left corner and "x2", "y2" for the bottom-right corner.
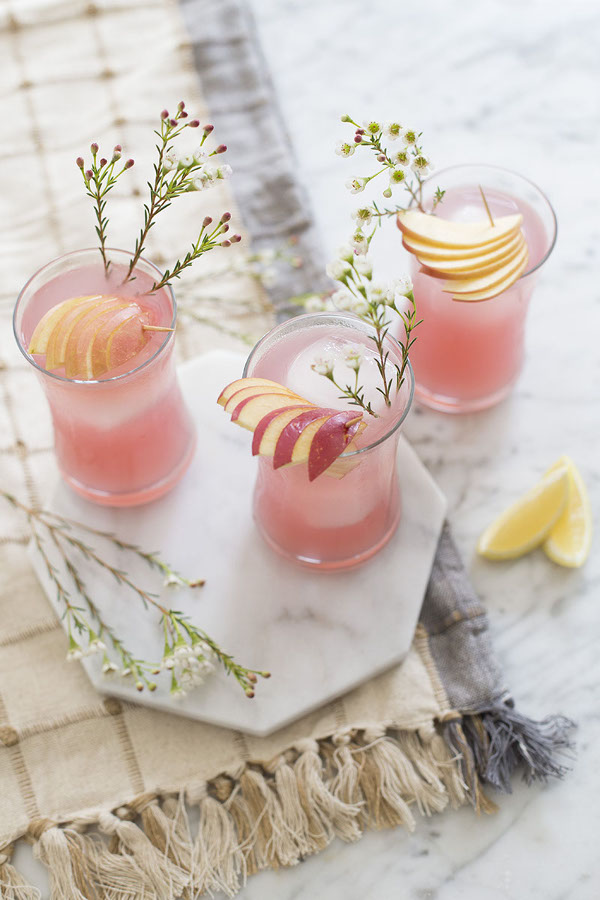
[{"x1": 2, "y1": 1, "x2": 559, "y2": 897}]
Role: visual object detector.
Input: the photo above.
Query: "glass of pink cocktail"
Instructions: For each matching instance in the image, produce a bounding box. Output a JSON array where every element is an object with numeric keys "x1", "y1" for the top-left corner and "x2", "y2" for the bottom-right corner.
[
  {"x1": 13, "y1": 248, "x2": 196, "y2": 506},
  {"x1": 399, "y1": 165, "x2": 557, "y2": 413},
  {"x1": 242, "y1": 312, "x2": 414, "y2": 569}
]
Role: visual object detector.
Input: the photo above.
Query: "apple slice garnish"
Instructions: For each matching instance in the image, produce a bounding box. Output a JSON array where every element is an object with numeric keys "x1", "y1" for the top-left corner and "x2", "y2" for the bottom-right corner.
[
  {"x1": 397, "y1": 210, "x2": 523, "y2": 249},
  {"x1": 252, "y1": 406, "x2": 316, "y2": 456},
  {"x1": 308, "y1": 412, "x2": 366, "y2": 482},
  {"x1": 29, "y1": 294, "x2": 170, "y2": 379},
  {"x1": 232, "y1": 393, "x2": 311, "y2": 429},
  {"x1": 218, "y1": 376, "x2": 368, "y2": 479},
  {"x1": 44, "y1": 296, "x2": 116, "y2": 371},
  {"x1": 449, "y1": 251, "x2": 530, "y2": 302},
  {"x1": 398, "y1": 208, "x2": 529, "y2": 302},
  {"x1": 443, "y1": 242, "x2": 529, "y2": 297},
  {"x1": 224, "y1": 383, "x2": 300, "y2": 414},
  {"x1": 64, "y1": 299, "x2": 131, "y2": 378},
  {"x1": 401, "y1": 228, "x2": 518, "y2": 259},
  {"x1": 28, "y1": 295, "x2": 103, "y2": 355},
  {"x1": 415, "y1": 231, "x2": 525, "y2": 275},
  {"x1": 90, "y1": 306, "x2": 141, "y2": 377},
  {"x1": 272, "y1": 408, "x2": 340, "y2": 469},
  {"x1": 217, "y1": 377, "x2": 301, "y2": 407}
]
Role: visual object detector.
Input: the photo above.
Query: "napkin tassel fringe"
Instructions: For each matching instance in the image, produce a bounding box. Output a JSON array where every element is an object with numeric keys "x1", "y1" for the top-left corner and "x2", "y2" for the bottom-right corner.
[
  {"x1": 7, "y1": 724, "x2": 478, "y2": 899},
  {"x1": 442, "y1": 702, "x2": 574, "y2": 810},
  {"x1": 0, "y1": 844, "x2": 41, "y2": 900},
  {"x1": 462, "y1": 703, "x2": 575, "y2": 793}
]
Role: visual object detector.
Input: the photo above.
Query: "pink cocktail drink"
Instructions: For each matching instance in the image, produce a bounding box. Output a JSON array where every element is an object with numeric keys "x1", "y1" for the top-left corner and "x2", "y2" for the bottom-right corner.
[
  {"x1": 244, "y1": 313, "x2": 414, "y2": 569},
  {"x1": 400, "y1": 166, "x2": 557, "y2": 413},
  {"x1": 14, "y1": 249, "x2": 196, "y2": 506}
]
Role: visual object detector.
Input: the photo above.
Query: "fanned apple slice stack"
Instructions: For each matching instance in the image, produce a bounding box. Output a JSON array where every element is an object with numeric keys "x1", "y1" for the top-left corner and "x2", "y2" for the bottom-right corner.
[
  {"x1": 218, "y1": 377, "x2": 367, "y2": 481},
  {"x1": 397, "y1": 209, "x2": 529, "y2": 302},
  {"x1": 27, "y1": 294, "x2": 165, "y2": 379}
]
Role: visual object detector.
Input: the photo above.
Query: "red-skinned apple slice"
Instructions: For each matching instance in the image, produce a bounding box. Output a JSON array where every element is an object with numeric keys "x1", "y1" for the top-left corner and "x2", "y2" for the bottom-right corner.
[
  {"x1": 224, "y1": 383, "x2": 300, "y2": 414},
  {"x1": 252, "y1": 406, "x2": 316, "y2": 455},
  {"x1": 64, "y1": 299, "x2": 128, "y2": 378},
  {"x1": 217, "y1": 377, "x2": 301, "y2": 407},
  {"x1": 28, "y1": 295, "x2": 102, "y2": 355},
  {"x1": 105, "y1": 309, "x2": 151, "y2": 373},
  {"x1": 90, "y1": 306, "x2": 139, "y2": 377},
  {"x1": 308, "y1": 412, "x2": 365, "y2": 481},
  {"x1": 232, "y1": 393, "x2": 311, "y2": 430},
  {"x1": 272, "y1": 408, "x2": 340, "y2": 469}
]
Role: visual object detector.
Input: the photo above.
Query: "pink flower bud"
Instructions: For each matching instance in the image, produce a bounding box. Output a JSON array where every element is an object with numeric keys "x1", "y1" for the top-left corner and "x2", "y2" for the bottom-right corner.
[
  {"x1": 356, "y1": 128, "x2": 365, "y2": 135},
  {"x1": 203, "y1": 124, "x2": 214, "y2": 134},
  {"x1": 99, "y1": 157, "x2": 107, "y2": 167},
  {"x1": 220, "y1": 211, "x2": 231, "y2": 223},
  {"x1": 90, "y1": 142, "x2": 99, "y2": 154},
  {"x1": 113, "y1": 144, "x2": 122, "y2": 153},
  {"x1": 354, "y1": 134, "x2": 363, "y2": 143},
  {"x1": 160, "y1": 109, "x2": 169, "y2": 119},
  {"x1": 180, "y1": 110, "x2": 188, "y2": 118},
  {"x1": 216, "y1": 143, "x2": 227, "y2": 154},
  {"x1": 76, "y1": 157, "x2": 84, "y2": 168},
  {"x1": 202, "y1": 216, "x2": 213, "y2": 227},
  {"x1": 220, "y1": 240, "x2": 231, "y2": 248},
  {"x1": 189, "y1": 119, "x2": 200, "y2": 128},
  {"x1": 170, "y1": 118, "x2": 178, "y2": 127},
  {"x1": 178, "y1": 100, "x2": 186, "y2": 111},
  {"x1": 221, "y1": 223, "x2": 230, "y2": 233},
  {"x1": 377, "y1": 153, "x2": 386, "y2": 162},
  {"x1": 124, "y1": 158, "x2": 135, "y2": 169},
  {"x1": 231, "y1": 234, "x2": 242, "y2": 243},
  {"x1": 85, "y1": 169, "x2": 93, "y2": 180}
]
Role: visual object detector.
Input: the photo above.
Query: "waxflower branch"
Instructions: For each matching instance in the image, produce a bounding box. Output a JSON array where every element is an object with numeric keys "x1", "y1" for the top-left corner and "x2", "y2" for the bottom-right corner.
[
  {"x1": 76, "y1": 101, "x2": 240, "y2": 291},
  {"x1": 337, "y1": 115, "x2": 439, "y2": 222},
  {"x1": 2, "y1": 491, "x2": 269, "y2": 698},
  {"x1": 76, "y1": 145, "x2": 134, "y2": 273}
]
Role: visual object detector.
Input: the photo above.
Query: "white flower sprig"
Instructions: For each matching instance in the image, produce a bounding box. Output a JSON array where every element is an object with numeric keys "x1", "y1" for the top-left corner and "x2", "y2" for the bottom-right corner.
[
  {"x1": 313, "y1": 243, "x2": 419, "y2": 416},
  {"x1": 2, "y1": 491, "x2": 270, "y2": 699},
  {"x1": 337, "y1": 114, "x2": 442, "y2": 220},
  {"x1": 310, "y1": 341, "x2": 376, "y2": 416}
]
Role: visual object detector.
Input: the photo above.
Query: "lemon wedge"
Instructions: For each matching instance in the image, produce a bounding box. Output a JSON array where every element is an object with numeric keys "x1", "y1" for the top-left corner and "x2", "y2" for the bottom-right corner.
[
  {"x1": 477, "y1": 465, "x2": 569, "y2": 560},
  {"x1": 543, "y1": 457, "x2": 592, "y2": 568}
]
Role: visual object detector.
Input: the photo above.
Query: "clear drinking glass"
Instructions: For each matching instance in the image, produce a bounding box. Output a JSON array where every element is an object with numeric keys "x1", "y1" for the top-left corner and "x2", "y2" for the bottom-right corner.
[
  {"x1": 399, "y1": 165, "x2": 557, "y2": 413},
  {"x1": 13, "y1": 248, "x2": 196, "y2": 506},
  {"x1": 243, "y1": 312, "x2": 414, "y2": 569}
]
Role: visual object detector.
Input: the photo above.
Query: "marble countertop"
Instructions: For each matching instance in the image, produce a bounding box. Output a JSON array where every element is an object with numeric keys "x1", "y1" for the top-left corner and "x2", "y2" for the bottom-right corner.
[
  {"x1": 235, "y1": 0, "x2": 599, "y2": 897},
  {"x1": 12, "y1": 1, "x2": 599, "y2": 897}
]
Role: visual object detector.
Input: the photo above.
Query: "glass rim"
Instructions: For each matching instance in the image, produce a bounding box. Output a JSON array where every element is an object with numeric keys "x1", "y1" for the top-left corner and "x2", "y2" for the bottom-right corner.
[
  {"x1": 420, "y1": 163, "x2": 558, "y2": 279},
  {"x1": 243, "y1": 311, "x2": 415, "y2": 458},
  {"x1": 12, "y1": 247, "x2": 177, "y2": 385}
]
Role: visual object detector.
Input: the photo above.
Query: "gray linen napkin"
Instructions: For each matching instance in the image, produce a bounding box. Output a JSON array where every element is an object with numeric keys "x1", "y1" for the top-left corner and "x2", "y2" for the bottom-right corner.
[{"x1": 179, "y1": 0, "x2": 574, "y2": 798}]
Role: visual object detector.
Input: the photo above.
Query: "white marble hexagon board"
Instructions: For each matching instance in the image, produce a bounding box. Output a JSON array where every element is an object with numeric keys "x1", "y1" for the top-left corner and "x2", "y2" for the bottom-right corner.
[{"x1": 29, "y1": 351, "x2": 446, "y2": 736}]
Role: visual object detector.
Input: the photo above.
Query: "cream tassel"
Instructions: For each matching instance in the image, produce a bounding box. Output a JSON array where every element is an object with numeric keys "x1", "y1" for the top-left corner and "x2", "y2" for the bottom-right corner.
[
  {"x1": 395, "y1": 731, "x2": 449, "y2": 815},
  {"x1": 328, "y1": 734, "x2": 364, "y2": 842},
  {"x1": 137, "y1": 796, "x2": 193, "y2": 872},
  {"x1": 0, "y1": 845, "x2": 41, "y2": 900},
  {"x1": 294, "y1": 739, "x2": 362, "y2": 845},
  {"x1": 418, "y1": 725, "x2": 468, "y2": 808},
  {"x1": 97, "y1": 811, "x2": 189, "y2": 898},
  {"x1": 356, "y1": 732, "x2": 416, "y2": 831},
  {"x1": 215, "y1": 775, "x2": 263, "y2": 877},
  {"x1": 239, "y1": 769, "x2": 300, "y2": 868},
  {"x1": 193, "y1": 793, "x2": 243, "y2": 899},
  {"x1": 266, "y1": 754, "x2": 319, "y2": 857},
  {"x1": 31, "y1": 823, "x2": 97, "y2": 900}
]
